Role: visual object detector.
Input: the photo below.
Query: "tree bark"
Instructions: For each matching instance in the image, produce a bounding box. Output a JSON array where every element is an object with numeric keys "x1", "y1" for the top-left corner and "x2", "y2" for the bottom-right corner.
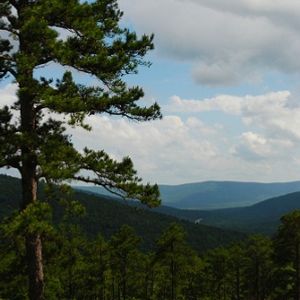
[
  {"x1": 19, "y1": 72, "x2": 44, "y2": 299},
  {"x1": 21, "y1": 146, "x2": 44, "y2": 300},
  {"x1": 26, "y1": 233, "x2": 44, "y2": 300},
  {"x1": 21, "y1": 165, "x2": 44, "y2": 300}
]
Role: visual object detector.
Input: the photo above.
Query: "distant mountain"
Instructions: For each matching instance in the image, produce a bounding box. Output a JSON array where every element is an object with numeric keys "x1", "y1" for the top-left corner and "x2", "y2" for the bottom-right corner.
[
  {"x1": 153, "y1": 192, "x2": 300, "y2": 235},
  {"x1": 0, "y1": 175, "x2": 245, "y2": 253},
  {"x1": 76, "y1": 180, "x2": 300, "y2": 209},
  {"x1": 160, "y1": 181, "x2": 300, "y2": 209},
  {"x1": 4, "y1": 174, "x2": 297, "y2": 239}
]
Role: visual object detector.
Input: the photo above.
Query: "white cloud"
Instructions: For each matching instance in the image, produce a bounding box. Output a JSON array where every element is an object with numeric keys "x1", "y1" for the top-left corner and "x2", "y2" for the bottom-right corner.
[
  {"x1": 1, "y1": 83, "x2": 300, "y2": 184},
  {"x1": 166, "y1": 90, "x2": 300, "y2": 167},
  {"x1": 119, "y1": 0, "x2": 300, "y2": 85},
  {"x1": 69, "y1": 114, "x2": 220, "y2": 183},
  {"x1": 0, "y1": 83, "x2": 18, "y2": 107},
  {"x1": 67, "y1": 87, "x2": 300, "y2": 183},
  {"x1": 232, "y1": 131, "x2": 293, "y2": 161},
  {"x1": 186, "y1": 0, "x2": 300, "y2": 30},
  {"x1": 166, "y1": 91, "x2": 290, "y2": 115}
]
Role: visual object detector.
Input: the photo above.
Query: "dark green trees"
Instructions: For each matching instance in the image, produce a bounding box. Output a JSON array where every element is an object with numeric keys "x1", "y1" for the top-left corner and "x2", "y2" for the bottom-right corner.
[
  {"x1": 3, "y1": 210, "x2": 300, "y2": 299},
  {"x1": 0, "y1": 1, "x2": 161, "y2": 298},
  {"x1": 154, "y1": 223, "x2": 198, "y2": 300},
  {"x1": 274, "y1": 210, "x2": 300, "y2": 300},
  {"x1": 243, "y1": 236, "x2": 274, "y2": 300},
  {"x1": 109, "y1": 225, "x2": 142, "y2": 300}
]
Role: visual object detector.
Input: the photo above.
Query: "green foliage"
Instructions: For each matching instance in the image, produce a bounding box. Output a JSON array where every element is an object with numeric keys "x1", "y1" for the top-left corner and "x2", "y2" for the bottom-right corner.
[
  {"x1": 1, "y1": 1, "x2": 161, "y2": 296},
  {"x1": 1, "y1": 210, "x2": 300, "y2": 299},
  {"x1": 109, "y1": 225, "x2": 143, "y2": 299},
  {"x1": 0, "y1": 0, "x2": 161, "y2": 205},
  {"x1": 3, "y1": 202, "x2": 54, "y2": 237},
  {"x1": 274, "y1": 210, "x2": 300, "y2": 300},
  {"x1": 2, "y1": 176, "x2": 300, "y2": 299},
  {"x1": 153, "y1": 223, "x2": 199, "y2": 300},
  {"x1": 0, "y1": 224, "x2": 27, "y2": 299},
  {"x1": 0, "y1": 175, "x2": 246, "y2": 253},
  {"x1": 243, "y1": 236, "x2": 274, "y2": 299}
]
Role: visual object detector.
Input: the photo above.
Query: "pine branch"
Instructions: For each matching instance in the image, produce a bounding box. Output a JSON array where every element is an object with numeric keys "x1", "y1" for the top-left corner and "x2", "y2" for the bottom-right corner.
[{"x1": 72, "y1": 175, "x2": 128, "y2": 199}]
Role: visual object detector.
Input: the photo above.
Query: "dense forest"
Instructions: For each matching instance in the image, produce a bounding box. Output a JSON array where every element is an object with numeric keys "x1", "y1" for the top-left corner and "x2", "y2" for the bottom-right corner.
[
  {"x1": 0, "y1": 175, "x2": 245, "y2": 252},
  {"x1": 2, "y1": 175, "x2": 300, "y2": 299},
  {"x1": 1, "y1": 197, "x2": 300, "y2": 299}
]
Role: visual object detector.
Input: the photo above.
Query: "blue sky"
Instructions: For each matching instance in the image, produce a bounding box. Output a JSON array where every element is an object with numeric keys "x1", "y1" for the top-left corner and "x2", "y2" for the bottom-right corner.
[{"x1": 2, "y1": 0, "x2": 300, "y2": 184}]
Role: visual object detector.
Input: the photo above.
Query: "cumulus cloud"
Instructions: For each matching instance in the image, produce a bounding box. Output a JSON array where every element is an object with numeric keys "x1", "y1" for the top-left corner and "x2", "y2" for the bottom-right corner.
[
  {"x1": 69, "y1": 108, "x2": 300, "y2": 182},
  {"x1": 187, "y1": 0, "x2": 300, "y2": 30},
  {"x1": 67, "y1": 88, "x2": 300, "y2": 183},
  {"x1": 0, "y1": 83, "x2": 18, "y2": 107},
  {"x1": 69, "y1": 115, "x2": 220, "y2": 183},
  {"x1": 166, "y1": 90, "x2": 300, "y2": 165},
  {"x1": 1, "y1": 83, "x2": 300, "y2": 183},
  {"x1": 166, "y1": 91, "x2": 290, "y2": 115},
  {"x1": 232, "y1": 131, "x2": 293, "y2": 161},
  {"x1": 119, "y1": 0, "x2": 300, "y2": 86},
  {"x1": 166, "y1": 91, "x2": 294, "y2": 135}
]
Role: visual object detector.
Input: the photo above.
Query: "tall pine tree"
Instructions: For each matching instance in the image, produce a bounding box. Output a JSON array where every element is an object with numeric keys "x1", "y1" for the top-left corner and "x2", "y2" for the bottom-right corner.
[
  {"x1": 0, "y1": 1, "x2": 161, "y2": 299},
  {"x1": 275, "y1": 210, "x2": 300, "y2": 300}
]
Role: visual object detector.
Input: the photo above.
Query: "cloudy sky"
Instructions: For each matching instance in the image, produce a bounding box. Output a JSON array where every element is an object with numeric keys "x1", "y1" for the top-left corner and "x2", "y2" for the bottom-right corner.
[{"x1": 2, "y1": 0, "x2": 300, "y2": 184}]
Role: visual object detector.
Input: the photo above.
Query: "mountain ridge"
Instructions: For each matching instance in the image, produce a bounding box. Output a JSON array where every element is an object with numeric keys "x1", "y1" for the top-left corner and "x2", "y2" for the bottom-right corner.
[
  {"x1": 77, "y1": 180, "x2": 300, "y2": 209},
  {"x1": 0, "y1": 174, "x2": 245, "y2": 253},
  {"x1": 152, "y1": 191, "x2": 300, "y2": 234}
]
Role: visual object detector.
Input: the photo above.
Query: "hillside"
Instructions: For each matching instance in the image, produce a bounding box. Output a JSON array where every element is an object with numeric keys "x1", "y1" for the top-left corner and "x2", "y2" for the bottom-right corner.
[
  {"x1": 154, "y1": 192, "x2": 300, "y2": 235},
  {"x1": 161, "y1": 181, "x2": 300, "y2": 209},
  {"x1": 77, "y1": 180, "x2": 300, "y2": 209},
  {"x1": 0, "y1": 175, "x2": 245, "y2": 253}
]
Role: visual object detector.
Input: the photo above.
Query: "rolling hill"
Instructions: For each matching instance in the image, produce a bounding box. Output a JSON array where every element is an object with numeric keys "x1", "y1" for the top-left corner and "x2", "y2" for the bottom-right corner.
[
  {"x1": 153, "y1": 192, "x2": 300, "y2": 235},
  {"x1": 77, "y1": 180, "x2": 300, "y2": 209},
  {"x1": 0, "y1": 175, "x2": 245, "y2": 253}
]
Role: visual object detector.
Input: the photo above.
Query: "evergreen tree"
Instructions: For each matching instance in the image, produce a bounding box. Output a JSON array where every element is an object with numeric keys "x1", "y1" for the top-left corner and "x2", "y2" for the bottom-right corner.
[
  {"x1": 274, "y1": 210, "x2": 300, "y2": 300},
  {"x1": 0, "y1": 1, "x2": 161, "y2": 299},
  {"x1": 55, "y1": 225, "x2": 88, "y2": 299},
  {"x1": 205, "y1": 247, "x2": 230, "y2": 300},
  {"x1": 0, "y1": 220, "x2": 27, "y2": 299},
  {"x1": 181, "y1": 256, "x2": 207, "y2": 300},
  {"x1": 154, "y1": 223, "x2": 196, "y2": 300},
  {"x1": 243, "y1": 235, "x2": 273, "y2": 300},
  {"x1": 227, "y1": 244, "x2": 246, "y2": 300},
  {"x1": 109, "y1": 225, "x2": 142, "y2": 300},
  {"x1": 85, "y1": 234, "x2": 111, "y2": 300}
]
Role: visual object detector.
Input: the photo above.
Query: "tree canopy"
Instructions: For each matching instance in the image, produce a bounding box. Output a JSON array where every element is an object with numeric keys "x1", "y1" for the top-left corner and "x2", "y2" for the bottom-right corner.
[
  {"x1": 0, "y1": 1, "x2": 161, "y2": 298},
  {"x1": 0, "y1": 0, "x2": 161, "y2": 204}
]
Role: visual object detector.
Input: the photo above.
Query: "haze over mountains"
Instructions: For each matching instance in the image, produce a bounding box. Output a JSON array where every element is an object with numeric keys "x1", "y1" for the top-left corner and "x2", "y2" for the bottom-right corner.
[
  {"x1": 76, "y1": 180, "x2": 300, "y2": 235},
  {"x1": 77, "y1": 180, "x2": 300, "y2": 209},
  {"x1": 151, "y1": 191, "x2": 300, "y2": 235},
  {"x1": 2, "y1": 174, "x2": 300, "y2": 244}
]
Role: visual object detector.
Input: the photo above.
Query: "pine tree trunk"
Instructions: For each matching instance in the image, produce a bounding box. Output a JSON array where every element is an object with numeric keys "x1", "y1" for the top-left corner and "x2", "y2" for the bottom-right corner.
[
  {"x1": 20, "y1": 75, "x2": 44, "y2": 299},
  {"x1": 21, "y1": 169, "x2": 44, "y2": 300},
  {"x1": 26, "y1": 233, "x2": 44, "y2": 300}
]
